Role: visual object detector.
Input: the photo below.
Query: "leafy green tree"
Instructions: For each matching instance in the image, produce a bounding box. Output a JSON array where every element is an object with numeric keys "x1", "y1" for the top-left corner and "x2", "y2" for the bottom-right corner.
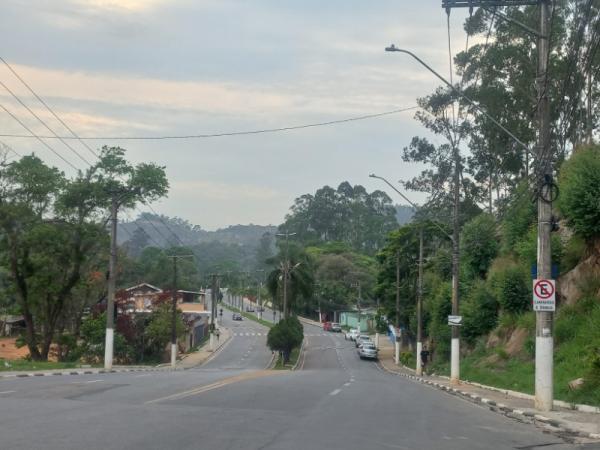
[
  {"x1": 461, "y1": 280, "x2": 498, "y2": 344},
  {"x1": 461, "y1": 213, "x2": 498, "y2": 278},
  {"x1": 267, "y1": 316, "x2": 303, "y2": 363},
  {"x1": 79, "y1": 312, "x2": 131, "y2": 363},
  {"x1": 558, "y1": 145, "x2": 600, "y2": 240},
  {"x1": 145, "y1": 303, "x2": 185, "y2": 359},
  {"x1": 490, "y1": 263, "x2": 530, "y2": 315},
  {"x1": 266, "y1": 242, "x2": 314, "y2": 317}
]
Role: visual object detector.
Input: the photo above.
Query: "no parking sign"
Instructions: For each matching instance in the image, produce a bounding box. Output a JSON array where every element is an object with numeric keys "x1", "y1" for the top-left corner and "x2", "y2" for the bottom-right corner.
[{"x1": 533, "y1": 279, "x2": 555, "y2": 312}]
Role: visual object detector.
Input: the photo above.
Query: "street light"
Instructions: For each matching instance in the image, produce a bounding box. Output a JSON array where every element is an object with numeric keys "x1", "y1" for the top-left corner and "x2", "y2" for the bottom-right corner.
[
  {"x1": 276, "y1": 231, "x2": 297, "y2": 318},
  {"x1": 384, "y1": 44, "x2": 530, "y2": 156}
]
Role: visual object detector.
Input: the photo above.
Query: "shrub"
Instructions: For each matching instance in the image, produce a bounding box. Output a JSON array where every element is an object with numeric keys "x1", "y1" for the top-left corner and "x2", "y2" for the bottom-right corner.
[
  {"x1": 490, "y1": 262, "x2": 530, "y2": 314},
  {"x1": 558, "y1": 145, "x2": 600, "y2": 240},
  {"x1": 462, "y1": 280, "x2": 498, "y2": 344},
  {"x1": 461, "y1": 214, "x2": 498, "y2": 278},
  {"x1": 267, "y1": 316, "x2": 303, "y2": 363}
]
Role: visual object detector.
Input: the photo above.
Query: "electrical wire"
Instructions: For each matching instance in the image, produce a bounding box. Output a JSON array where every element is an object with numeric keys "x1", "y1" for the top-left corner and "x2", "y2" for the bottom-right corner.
[{"x1": 0, "y1": 106, "x2": 420, "y2": 141}]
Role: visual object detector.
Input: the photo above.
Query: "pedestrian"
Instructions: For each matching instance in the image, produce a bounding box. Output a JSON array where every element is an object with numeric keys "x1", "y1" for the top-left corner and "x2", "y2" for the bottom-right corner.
[
  {"x1": 216, "y1": 329, "x2": 220, "y2": 342},
  {"x1": 420, "y1": 346, "x2": 430, "y2": 375}
]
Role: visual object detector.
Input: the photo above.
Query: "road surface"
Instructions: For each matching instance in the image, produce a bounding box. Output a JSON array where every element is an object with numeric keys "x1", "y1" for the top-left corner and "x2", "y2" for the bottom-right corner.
[{"x1": 0, "y1": 318, "x2": 597, "y2": 449}]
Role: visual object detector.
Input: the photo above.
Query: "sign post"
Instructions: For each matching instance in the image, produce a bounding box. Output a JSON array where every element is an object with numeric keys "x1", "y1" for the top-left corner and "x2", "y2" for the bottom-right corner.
[{"x1": 533, "y1": 279, "x2": 556, "y2": 312}]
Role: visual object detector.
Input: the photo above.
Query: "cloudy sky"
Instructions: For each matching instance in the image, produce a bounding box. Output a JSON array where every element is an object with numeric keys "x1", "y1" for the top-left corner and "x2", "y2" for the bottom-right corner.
[{"x1": 0, "y1": 0, "x2": 472, "y2": 230}]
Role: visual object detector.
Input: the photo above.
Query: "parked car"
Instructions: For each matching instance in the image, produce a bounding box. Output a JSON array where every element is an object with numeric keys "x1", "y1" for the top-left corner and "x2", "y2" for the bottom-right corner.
[
  {"x1": 330, "y1": 322, "x2": 342, "y2": 332},
  {"x1": 358, "y1": 342, "x2": 378, "y2": 360},
  {"x1": 323, "y1": 321, "x2": 332, "y2": 331},
  {"x1": 232, "y1": 313, "x2": 243, "y2": 321},
  {"x1": 345, "y1": 328, "x2": 359, "y2": 341},
  {"x1": 355, "y1": 335, "x2": 372, "y2": 348}
]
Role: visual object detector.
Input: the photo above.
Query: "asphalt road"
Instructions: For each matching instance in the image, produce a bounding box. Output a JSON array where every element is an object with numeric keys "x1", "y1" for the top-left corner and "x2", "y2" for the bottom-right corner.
[{"x1": 1, "y1": 319, "x2": 598, "y2": 450}]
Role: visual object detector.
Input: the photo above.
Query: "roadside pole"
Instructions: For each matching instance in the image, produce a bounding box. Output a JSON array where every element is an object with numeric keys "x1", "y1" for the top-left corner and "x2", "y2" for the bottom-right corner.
[
  {"x1": 416, "y1": 227, "x2": 424, "y2": 376},
  {"x1": 104, "y1": 195, "x2": 118, "y2": 370},
  {"x1": 167, "y1": 254, "x2": 194, "y2": 367},
  {"x1": 450, "y1": 146, "x2": 461, "y2": 385},
  {"x1": 210, "y1": 274, "x2": 218, "y2": 352},
  {"x1": 535, "y1": 0, "x2": 554, "y2": 412}
]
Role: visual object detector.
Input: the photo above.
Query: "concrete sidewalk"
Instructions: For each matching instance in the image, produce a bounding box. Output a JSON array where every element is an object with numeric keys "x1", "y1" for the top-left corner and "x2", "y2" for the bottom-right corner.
[
  {"x1": 377, "y1": 338, "x2": 600, "y2": 442},
  {"x1": 176, "y1": 327, "x2": 232, "y2": 369}
]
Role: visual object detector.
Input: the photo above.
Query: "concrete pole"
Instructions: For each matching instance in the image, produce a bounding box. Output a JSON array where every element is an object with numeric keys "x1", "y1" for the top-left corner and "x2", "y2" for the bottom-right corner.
[
  {"x1": 535, "y1": 0, "x2": 554, "y2": 412},
  {"x1": 450, "y1": 145, "x2": 461, "y2": 385},
  {"x1": 416, "y1": 227, "x2": 424, "y2": 376},
  {"x1": 258, "y1": 280, "x2": 263, "y2": 320},
  {"x1": 395, "y1": 251, "x2": 401, "y2": 333},
  {"x1": 170, "y1": 258, "x2": 177, "y2": 367},
  {"x1": 104, "y1": 195, "x2": 117, "y2": 370}
]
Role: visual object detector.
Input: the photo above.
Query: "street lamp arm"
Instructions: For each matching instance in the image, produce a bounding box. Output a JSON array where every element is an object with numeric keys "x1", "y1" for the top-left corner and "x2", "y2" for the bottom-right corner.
[{"x1": 385, "y1": 44, "x2": 530, "y2": 155}]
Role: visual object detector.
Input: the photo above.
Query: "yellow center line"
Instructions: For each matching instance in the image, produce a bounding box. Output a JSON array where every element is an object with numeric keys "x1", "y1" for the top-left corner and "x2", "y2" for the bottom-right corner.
[{"x1": 145, "y1": 370, "x2": 286, "y2": 404}]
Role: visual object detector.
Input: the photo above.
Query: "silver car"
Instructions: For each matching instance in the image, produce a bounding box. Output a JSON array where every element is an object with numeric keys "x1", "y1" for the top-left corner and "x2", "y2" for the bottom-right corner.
[
  {"x1": 355, "y1": 335, "x2": 372, "y2": 348},
  {"x1": 358, "y1": 343, "x2": 378, "y2": 360}
]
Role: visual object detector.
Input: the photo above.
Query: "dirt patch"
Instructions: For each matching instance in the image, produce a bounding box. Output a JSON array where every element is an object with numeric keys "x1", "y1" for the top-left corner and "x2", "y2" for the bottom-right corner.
[
  {"x1": 0, "y1": 338, "x2": 29, "y2": 360},
  {"x1": 505, "y1": 327, "x2": 529, "y2": 357}
]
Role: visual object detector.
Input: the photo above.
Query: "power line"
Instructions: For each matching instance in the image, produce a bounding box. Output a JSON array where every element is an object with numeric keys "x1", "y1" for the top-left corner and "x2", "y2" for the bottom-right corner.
[
  {"x1": 0, "y1": 101, "x2": 79, "y2": 170},
  {"x1": 0, "y1": 106, "x2": 420, "y2": 141},
  {"x1": 0, "y1": 80, "x2": 93, "y2": 167}
]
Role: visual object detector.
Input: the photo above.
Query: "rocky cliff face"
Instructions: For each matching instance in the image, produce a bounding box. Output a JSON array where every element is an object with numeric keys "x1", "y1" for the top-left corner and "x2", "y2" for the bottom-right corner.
[{"x1": 559, "y1": 239, "x2": 600, "y2": 306}]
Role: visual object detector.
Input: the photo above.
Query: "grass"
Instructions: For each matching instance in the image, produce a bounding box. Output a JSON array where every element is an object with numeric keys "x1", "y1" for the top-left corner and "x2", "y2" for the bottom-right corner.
[
  {"x1": 223, "y1": 304, "x2": 274, "y2": 328},
  {"x1": 273, "y1": 346, "x2": 301, "y2": 370},
  {"x1": 0, "y1": 359, "x2": 87, "y2": 372},
  {"x1": 430, "y1": 298, "x2": 600, "y2": 407}
]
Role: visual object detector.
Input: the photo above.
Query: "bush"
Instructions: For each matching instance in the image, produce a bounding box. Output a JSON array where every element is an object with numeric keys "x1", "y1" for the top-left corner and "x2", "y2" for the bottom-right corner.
[
  {"x1": 426, "y1": 282, "x2": 452, "y2": 363},
  {"x1": 267, "y1": 316, "x2": 303, "y2": 363},
  {"x1": 79, "y1": 313, "x2": 131, "y2": 363},
  {"x1": 462, "y1": 280, "x2": 498, "y2": 344},
  {"x1": 558, "y1": 145, "x2": 600, "y2": 240},
  {"x1": 490, "y1": 262, "x2": 530, "y2": 314},
  {"x1": 461, "y1": 214, "x2": 498, "y2": 278}
]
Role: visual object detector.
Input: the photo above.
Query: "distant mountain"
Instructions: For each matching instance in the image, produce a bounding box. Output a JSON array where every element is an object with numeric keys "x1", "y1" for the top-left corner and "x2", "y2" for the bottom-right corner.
[
  {"x1": 118, "y1": 213, "x2": 277, "y2": 249},
  {"x1": 395, "y1": 204, "x2": 415, "y2": 225}
]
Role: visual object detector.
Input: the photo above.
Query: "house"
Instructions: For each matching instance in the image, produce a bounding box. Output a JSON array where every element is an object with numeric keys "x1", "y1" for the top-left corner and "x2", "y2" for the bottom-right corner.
[
  {"x1": 338, "y1": 309, "x2": 376, "y2": 332},
  {"x1": 119, "y1": 283, "x2": 206, "y2": 314},
  {"x1": 0, "y1": 315, "x2": 26, "y2": 337}
]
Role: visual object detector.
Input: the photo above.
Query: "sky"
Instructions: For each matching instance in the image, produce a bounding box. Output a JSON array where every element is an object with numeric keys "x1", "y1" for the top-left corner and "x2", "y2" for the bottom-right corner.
[{"x1": 0, "y1": 0, "x2": 472, "y2": 230}]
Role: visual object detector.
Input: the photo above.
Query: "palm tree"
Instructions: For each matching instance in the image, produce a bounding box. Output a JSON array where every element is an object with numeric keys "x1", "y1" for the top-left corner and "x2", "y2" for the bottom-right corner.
[{"x1": 266, "y1": 243, "x2": 314, "y2": 318}]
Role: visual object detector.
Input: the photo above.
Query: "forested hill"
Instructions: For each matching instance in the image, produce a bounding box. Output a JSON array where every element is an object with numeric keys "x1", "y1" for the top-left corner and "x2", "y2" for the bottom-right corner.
[{"x1": 118, "y1": 213, "x2": 277, "y2": 249}]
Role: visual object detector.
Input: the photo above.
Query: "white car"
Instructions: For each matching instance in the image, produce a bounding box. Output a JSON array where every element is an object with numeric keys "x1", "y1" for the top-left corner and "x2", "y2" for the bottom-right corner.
[
  {"x1": 358, "y1": 342, "x2": 378, "y2": 360},
  {"x1": 345, "y1": 328, "x2": 359, "y2": 341},
  {"x1": 355, "y1": 335, "x2": 372, "y2": 348}
]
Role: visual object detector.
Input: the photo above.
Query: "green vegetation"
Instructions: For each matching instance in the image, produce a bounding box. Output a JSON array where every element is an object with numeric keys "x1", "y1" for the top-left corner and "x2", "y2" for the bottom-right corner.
[
  {"x1": 267, "y1": 316, "x2": 303, "y2": 364},
  {"x1": 0, "y1": 359, "x2": 87, "y2": 372},
  {"x1": 273, "y1": 346, "x2": 301, "y2": 370}
]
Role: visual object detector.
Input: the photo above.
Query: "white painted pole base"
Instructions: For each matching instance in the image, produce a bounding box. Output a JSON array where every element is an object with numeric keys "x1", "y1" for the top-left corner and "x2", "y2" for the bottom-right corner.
[
  {"x1": 416, "y1": 341, "x2": 423, "y2": 376},
  {"x1": 170, "y1": 343, "x2": 177, "y2": 367},
  {"x1": 210, "y1": 333, "x2": 215, "y2": 352},
  {"x1": 450, "y1": 337, "x2": 460, "y2": 384},
  {"x1": 535, "y1": 336, "x2": 554, "y2": 411},
  {"x1": 394, "y1": 341, "x2": 400, "y2": 365},
  {"x1": 258, "y1": 312, "x2": 262, "y2": 320},
  {"x1": 375, "y1": 333, "x2": 379, "y2": 349},
  {"x1": 104, "y1": 328, "x2": 114, "y2": 370}
]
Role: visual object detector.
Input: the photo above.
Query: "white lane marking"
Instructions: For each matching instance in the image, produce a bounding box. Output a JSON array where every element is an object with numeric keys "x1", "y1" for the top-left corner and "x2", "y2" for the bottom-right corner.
[
  {"x1": 344, "y1": 382, "x2": 351, "y2": 386},
  {"x1": 329, "y1": 389, "x2": 341, "y2": 396},
  {"x1": 86, "y1": 379, "x2": 104, "y2": 383},
  {"x1": 0, "y1": 390, "x2": 16, "y2": 394},
  {"x1": 134, "y1": 374, "x2": 151, "y2": 378}
]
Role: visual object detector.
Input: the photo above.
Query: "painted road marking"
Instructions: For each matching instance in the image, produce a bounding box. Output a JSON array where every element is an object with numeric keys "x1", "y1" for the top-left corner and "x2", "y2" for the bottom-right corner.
[
  {"x1": 329, "y1": 389, "x2": 341, "y2": 396},
  {"x1": 0, "y1": 390, "x2": 16, "y2": 394},
  {"x1": 344, "y1": 382, "x2": 351, "y2": 386},
  {"x1": 145, "y1": 370, "x2": 285, "y2": 404},
  {"x1": 134, "y1": 374, "x2": 151, "y2": 378},
  {"x1": 86, "y1": 380, "x2": 103, "y2": 383}
]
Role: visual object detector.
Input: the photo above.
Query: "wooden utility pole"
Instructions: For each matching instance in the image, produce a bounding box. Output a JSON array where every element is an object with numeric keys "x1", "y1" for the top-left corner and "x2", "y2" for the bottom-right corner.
[
  {"x1": 104, "y1": 195, "x2": 118, "y2": 370},
  {"x1": 167, "y1": 254, "x2": 194, "y2": 366},
  {"x1": 450, "y1": 146, "x2": 461, "y2": 385},
  {"x1": 416, "y1": 227, "x2": 424, "y2": 376}
]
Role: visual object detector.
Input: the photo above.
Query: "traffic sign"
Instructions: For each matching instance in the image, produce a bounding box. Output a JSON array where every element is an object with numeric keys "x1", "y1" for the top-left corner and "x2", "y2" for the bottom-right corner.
[
  {"x1": 533, "y1": 279, "x2": 555, "y2": 312},
  {"x1": 448, "y1": 315, "x2": 462, "y2": 326}
]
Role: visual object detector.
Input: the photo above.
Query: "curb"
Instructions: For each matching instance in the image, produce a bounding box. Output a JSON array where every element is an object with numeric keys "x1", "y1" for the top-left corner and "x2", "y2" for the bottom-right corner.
[
  {"x1": 377, "y1": 361, "x2": 600, "y2": 442},
  {"x1": 0, "y1": 366, "x2": 183, "y2": 380},
  {"x1": 291, "y1": 339, "x2": 306, "y2": 371}
]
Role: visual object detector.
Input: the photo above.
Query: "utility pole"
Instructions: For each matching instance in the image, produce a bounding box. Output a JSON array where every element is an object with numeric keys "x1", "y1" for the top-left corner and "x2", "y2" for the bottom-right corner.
[
  {"x1": 210, "y1": 273, "x2": 219, "y2": 351},
  {"x1": 276, "y1": 231, "x2": 296, "y2": 318},
  {"x1": 535, "y1": 0, "x2": 554, "y2": 412},
  {"x1": 450, "y1": 145, "x2": 461, "y2": 385},
  {"x1": 395, "y1": 251, "x2": 401, "y2": 330},
  {"x1": 104, "y1": 195, "x2": 118, "y2": 370},
  {"x1": 167, "y1": 255, "x2": 194, "y2": 367},
  {"x1": 256, "y1": 270, "x2": 265, "y2": 320},
  {"x1": 416, "y1": 227, "x2": 424, "y2": 376}
]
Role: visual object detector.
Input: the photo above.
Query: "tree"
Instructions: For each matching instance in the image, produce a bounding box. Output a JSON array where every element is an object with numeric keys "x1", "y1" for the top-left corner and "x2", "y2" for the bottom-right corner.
[
  {"x1": 461, "y1": 213, "x2": 498, "y2": 278},
  {"x1": 0, "y1": 147, "x2": 168, "y2": 361},
  {"x1": 266, "y1": 242, "x2": 314, "y2": 317},
  {"x1": 558, "y1": 145, "x2": 600, "y2": 240},
  {"x1": 267, "y1": 316, "x2": 303, "y2": 364}
]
